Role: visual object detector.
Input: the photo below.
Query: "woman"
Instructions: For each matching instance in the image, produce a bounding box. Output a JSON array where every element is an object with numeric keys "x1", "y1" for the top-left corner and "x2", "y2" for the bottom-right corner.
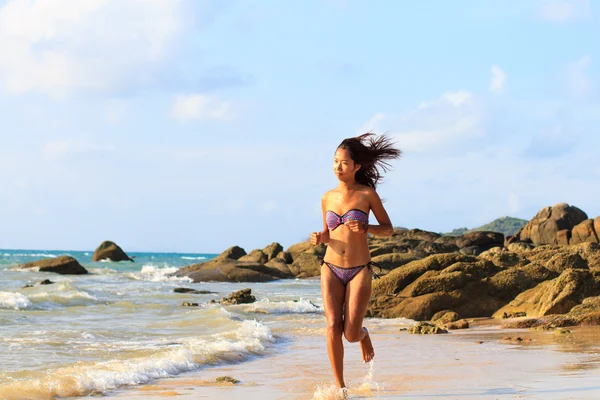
[{"x1": 310, "y1": 133, "x2": 401, "y2": 391}]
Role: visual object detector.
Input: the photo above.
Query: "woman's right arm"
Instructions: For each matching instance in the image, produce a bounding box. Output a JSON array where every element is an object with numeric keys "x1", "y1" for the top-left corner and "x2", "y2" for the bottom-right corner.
[{"x1": 310, "y1": 193, "x2": 330, "y2": 245}]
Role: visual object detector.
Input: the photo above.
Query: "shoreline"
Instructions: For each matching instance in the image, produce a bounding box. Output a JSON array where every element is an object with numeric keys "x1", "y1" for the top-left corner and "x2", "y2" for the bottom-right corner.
[{"x1": 103, "y1": 318, "x2": 600, "y2": 400}]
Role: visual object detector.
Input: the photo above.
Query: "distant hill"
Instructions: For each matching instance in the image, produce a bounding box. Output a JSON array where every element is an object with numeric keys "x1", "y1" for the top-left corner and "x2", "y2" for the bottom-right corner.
[{"x1": 443, "y1": 216, "x2": 528, "y2": 237}]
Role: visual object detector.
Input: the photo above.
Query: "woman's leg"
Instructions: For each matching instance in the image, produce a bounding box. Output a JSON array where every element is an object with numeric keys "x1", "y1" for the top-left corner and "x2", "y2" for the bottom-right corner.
[
  {"x1": 343, "y1": 267, "x2": 374, "y2": 362},
  {"x1": 321, "y1": 263, "x2": 347, "y2": 388}
]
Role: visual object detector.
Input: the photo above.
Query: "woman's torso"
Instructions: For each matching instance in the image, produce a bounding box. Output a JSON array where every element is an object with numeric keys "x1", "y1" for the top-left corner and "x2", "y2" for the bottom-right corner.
[{"x1": 323, "y1": 186, "x2": 372, "y2": 268}]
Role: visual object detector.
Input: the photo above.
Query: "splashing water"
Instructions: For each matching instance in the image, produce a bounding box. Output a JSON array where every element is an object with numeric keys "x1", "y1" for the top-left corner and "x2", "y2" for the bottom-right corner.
[
  {"x1": 313, "y1": 384, "x2": 348, "y2": 400},
  {"x1": 356, "y1": 360, "x2": 383, "y2": 393}
]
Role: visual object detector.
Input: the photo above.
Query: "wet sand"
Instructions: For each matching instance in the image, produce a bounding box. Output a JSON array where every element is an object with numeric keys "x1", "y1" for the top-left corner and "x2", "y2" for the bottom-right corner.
[{"x1": 106, "y1": 319, "x2": 600, "y2": 400}]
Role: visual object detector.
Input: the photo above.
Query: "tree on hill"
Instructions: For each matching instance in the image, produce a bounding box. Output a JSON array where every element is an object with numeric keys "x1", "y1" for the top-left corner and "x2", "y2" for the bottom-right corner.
[{"x1": 443, "y1": 217, "x2": 527, "y2": 236}]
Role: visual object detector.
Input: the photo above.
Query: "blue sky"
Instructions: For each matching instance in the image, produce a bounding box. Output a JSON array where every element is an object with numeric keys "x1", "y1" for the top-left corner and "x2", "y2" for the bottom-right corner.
[{"x1": 0, "y1": 0, "x2": 599, "y2": 253}]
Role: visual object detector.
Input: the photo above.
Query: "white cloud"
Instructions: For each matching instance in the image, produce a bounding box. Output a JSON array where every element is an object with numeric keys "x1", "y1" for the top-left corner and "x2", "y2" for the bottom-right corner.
[
  {"x1": 170, "y1": 94, "x2": 232, "y2": 122},
  {"x1": 361, "y1": 91, "x2": 482, "y2": 153},
  {"x1": 566, "y1": 55, "x2": 592, "y2": 99},
  {"x1": 489, "y1": 65, "x2": 507, "y2": 94},
  {"x1": 0, "y1": 0, "x2": 194, "y2": 96},
  {"x1": 537, "y1": 0, "x2": 592, "y2": 23}
]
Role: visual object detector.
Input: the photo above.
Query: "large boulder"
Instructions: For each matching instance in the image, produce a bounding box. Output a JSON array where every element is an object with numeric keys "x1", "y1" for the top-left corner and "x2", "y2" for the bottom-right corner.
[
  {"x1": 92, "y1": 241, "x2": 133, "y2": 262},
  {"x1": 262, "y1": 242, "x2": 284, "y2": 261},
  {"x1": 17, "y1": 256, "x2": 88, "y2": 275},
  {"x1": 493, "y1": 269, "x2": 600, "y2": 318},
  {"x1": 571, "y1": 219, "x2": 599, "y2": 245},
  {"x1": 455, "y1": 231, "x2": 504, "y2": 253},
  {"x1": 517, "y1": 203, "x2": 588, "y2": 245}
]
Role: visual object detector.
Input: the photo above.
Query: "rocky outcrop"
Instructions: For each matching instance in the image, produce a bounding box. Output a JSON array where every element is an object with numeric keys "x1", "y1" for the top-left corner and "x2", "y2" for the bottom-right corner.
[
  {"x1": 513, "y1": 203, "x2": 588, "y2": 246},
  {"x1": 493, "y1": 268, "x2": 600, "y2": 318},
  {"x1": 175, "y1": 244, "x2": 294, "y2": 282},
  {"x1": 368, "y1": 242, "x2": 600, "y2": 322},
  {"x1": 17, "y1": 256, "x2": 88, "y2": 275},
  {"x1": 408, "y1": 322, "x2": 447, "y2": 334},
  {"x1": 92, "y1": 241, "x2": 133, "y2": 262},
  {"x1": 571, "y1": 219, "x2": 600, "y2": 245}
]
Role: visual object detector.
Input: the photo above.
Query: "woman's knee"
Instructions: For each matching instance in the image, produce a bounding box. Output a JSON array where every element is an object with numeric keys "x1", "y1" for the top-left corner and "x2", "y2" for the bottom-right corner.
[
  {"x1": 343, "y1": 326, "x2": 363, "y2": 343},
  {"x1": 326, "y1": 318, "x2": 344, "y2": 338}
]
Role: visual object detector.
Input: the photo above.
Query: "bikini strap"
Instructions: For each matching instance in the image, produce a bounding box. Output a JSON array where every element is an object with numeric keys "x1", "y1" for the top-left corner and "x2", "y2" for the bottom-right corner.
[{"x1": 367, "y1": 261, "x2": 383, "y2": 280}]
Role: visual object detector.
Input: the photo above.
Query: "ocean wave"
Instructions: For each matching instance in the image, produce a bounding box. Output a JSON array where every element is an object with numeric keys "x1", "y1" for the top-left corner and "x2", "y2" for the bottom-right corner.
[
  {"x1": 11, "y1": 253, "x2": 58, "y2": 258},
  {"x1": 25, "y1": 282, "x2": 98, "y2": 308},
  {"x1": 180, "y1": 256, "x2": 206, "y2": 260},
  {"x1": 88, "y1": 267, "x2": 118, "y2": 275},
  {"x1": 245, "y1": 299, "x2": 322, "y2": 314},
  {"x1": 0, "y1": 292, "x2": 32, "y2": 310},
  {"x1": 125, "y1": 264, "x2": 191, "y2": 282},
  {"x1": 0, "y1": 315, "x2": 274, "y2": 399}
]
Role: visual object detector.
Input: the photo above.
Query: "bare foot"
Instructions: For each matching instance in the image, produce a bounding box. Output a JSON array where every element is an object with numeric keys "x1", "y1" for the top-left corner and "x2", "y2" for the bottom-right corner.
[{"x1": 359, "y1": 327, "x2": 374, "y2": 363}]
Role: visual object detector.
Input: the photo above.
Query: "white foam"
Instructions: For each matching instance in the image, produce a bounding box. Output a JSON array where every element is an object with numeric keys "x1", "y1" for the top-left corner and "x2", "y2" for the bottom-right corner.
[
  {"x1": 12, "y1": 253, "x2": 57, "y2": 258},
  {"x1": 245, "y1": 299, "x2": 322, "y2": 314},
  {"x1": 88, "y1": 267, "x2": 118, "y2": 275},
  {"x1": 0, "y1": 317, "x2": 274, "y2": 398},
  {"x1": 0, "y1": 291, "x2": 32, "y2": 310},
  {"x1": 181, "y1": 256, "x2": 206, "y2": 260},
  {"x1": 313, "y1": 385, "x2": 348, "y2": 400},
  {"x1": 126, "y1": 264, "x2": 191, "y2": 282}
]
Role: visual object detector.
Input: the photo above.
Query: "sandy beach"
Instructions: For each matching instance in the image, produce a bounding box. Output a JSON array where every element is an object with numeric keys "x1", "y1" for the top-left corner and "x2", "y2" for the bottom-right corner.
[{"x1": 106, "y1": 319, "x2": 600, "y2": 400}]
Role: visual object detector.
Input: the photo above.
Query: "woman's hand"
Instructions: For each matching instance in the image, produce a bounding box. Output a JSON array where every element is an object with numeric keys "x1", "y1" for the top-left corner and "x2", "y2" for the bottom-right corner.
[
  {"x1": 345, "y1": 220, "x2": 368, "y2": 233},
  {"x1": 310, "y1": 232, "x2": 322, "y2": 245}
]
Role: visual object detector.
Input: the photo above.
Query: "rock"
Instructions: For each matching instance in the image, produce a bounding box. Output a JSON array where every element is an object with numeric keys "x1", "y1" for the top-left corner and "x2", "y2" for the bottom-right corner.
[
  {"x1": 517, "y1": 203, "x2": 588, "y2": 245},
  {"x1": 508, "y1": 242, "x2": 534, "y2": 252},
  {"x1": 455, "y1": 231, "x2": 504, "y2": 251},
  {"x1": 237, "y1": 249, "x2": 268, "y2": 264},
  {"x1": 408, "y1": 322, "x2": 447, "y2": 334},
  {"x1": 500, "y1": 336, "x2": 531, "y2": 343},
  {"x1": 173, "y1": 288, "x2": 215, "y2": 294},
  {"x1": 23, "y1": 279, "x2": 55, "y2": 288},
  {"x1": 219, "y1": 246, "x2": 247, "y2": 260},
  {"x1": 17, "y1": 256, "x2": 88, "y2": 275},
  {"x1": 557, "y1": 229, "x2": 571, "y2": 246},
  {"x1": 554, "y1": 329, "x2": 571, "y2": 335},
  {"x1": 220, "y1": 288, "x2": 256, "y2": 305},
  {"x1": 276, "y1": 251, "x2": 292, "y2": 264},
  {"x1": 443, "y1": 319, "x2": 469, "y2": 330},
  {"x1": 493, "y1": 269, "x2": 600, "y2": 318},
  {"x1": 262, "y1": 242, "x2": 284, "y2": 261},
  {"x1": 289, "y1": 252, "x2": 322, "y2": 278},
  {"x1": 401, "y1": 271, "x2": 471, "y2": 297},
  {"x1": 486, "y1": 263, "x2": 557, "y2": 301},
  {"x1": 181, "y1": 302, "x2": 199, "y2": 307},
  {"x1": 431, "y1": 310, "x2": 460, "y2": 324},
  {"x1": 215, "y1": 376, "x2": 240, "y2": 384},
  {"x1": 502, "y1": 311, "x2": 527, "y2": 319},
  {"x1": 544, "y1": 252, "x2": 588, "y2": 274},
  {"x1": 567, "y1": 295, "x2": 600, "y2": 317},
  {"x1": 263, "y1": 258, "x2": 295, "y2": 279},
  {"x1": 370, "y1": 253, "x2": 418, "y2": 271},
  {"x1": 175, "y1": 246, "x2": 281, "y2": 283},
  {"x1": 92, "y1": 241, "x2": 133, "y2": 262},
  {"x1": 479, "y1": 249, "x2": 528, "y2": 268},
  {"x1": 571, "y1": 219, "x2": 599, "y2": 245},
  {"x1": 502, "y1": 315, "x2": 576, "y2": 330}
]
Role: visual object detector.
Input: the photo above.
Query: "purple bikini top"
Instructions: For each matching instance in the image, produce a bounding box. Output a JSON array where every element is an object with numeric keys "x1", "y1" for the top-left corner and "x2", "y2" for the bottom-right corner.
[{"x1": 326, "y1": 209, "x2": 369, "y2": 230}]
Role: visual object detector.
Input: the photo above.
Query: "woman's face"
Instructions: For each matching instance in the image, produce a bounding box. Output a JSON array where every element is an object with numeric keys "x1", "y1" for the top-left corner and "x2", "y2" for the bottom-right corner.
[{"x1": 333, "y1": 147, "x2": 360, "y2": 181}]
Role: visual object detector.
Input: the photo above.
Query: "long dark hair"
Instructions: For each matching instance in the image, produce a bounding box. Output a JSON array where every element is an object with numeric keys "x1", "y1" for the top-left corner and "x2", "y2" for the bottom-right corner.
[{"x1": 338, "y1": 133, "x2": 401, "y2": 189}]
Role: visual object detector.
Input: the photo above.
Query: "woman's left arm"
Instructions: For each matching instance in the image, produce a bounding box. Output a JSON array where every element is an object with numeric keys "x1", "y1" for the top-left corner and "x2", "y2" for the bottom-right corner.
[{"x1": 366, "y1": 189, "x2": 394, "y2": 236}]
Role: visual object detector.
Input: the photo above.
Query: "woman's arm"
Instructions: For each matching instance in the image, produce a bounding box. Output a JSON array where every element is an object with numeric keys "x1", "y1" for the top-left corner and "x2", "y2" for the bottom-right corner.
[
  {"x1": 310, "y1": 193, "x2": 330, "y2": 245},
  {"x1": 366, "y1": 189, "x2": 394, "y2": 236}
]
